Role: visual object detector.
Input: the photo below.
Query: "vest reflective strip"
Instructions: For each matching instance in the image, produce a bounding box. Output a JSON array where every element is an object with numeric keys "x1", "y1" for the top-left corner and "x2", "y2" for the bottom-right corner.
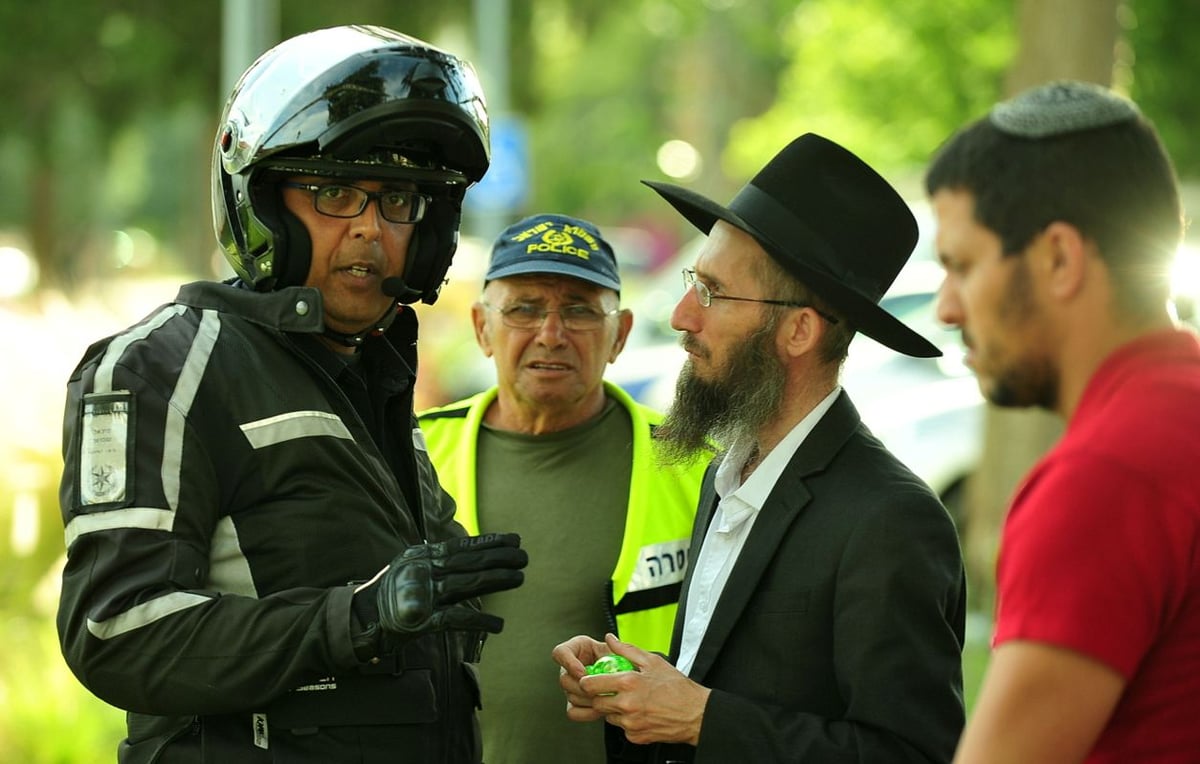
[
  {"x1": 86, "y1": 591, "x2": 211, "y2": 640},
  {"x1": 614, "y1": 582, "x2": 683, "y2": 615},
  {"x1": 240, "y1": 411, "x2": 353, "y2": 449},
  {"x1": 625, "y1": 538, "x2": 690, "y2": 593},
  {"x1": 64, "y1": 506, "x2": 175, "y2": 548},
  {"x1": 163, "y1": 309, "x2": 220, "y2": 511},
  {"x1": 208, "y1": 516, "x2": 257, "y2": 597}
]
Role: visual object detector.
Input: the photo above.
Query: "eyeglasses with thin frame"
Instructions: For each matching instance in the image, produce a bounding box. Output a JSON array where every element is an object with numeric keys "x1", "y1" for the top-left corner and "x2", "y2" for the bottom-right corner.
[
  {"x1": 282, "y1": 182, "x2": 431, "y2": 224},
  {"x1": 481, "y1": 302, "x2": 620, "y2": 332},
  {"x1": 682, "y1": 268, "x2": 839, "y2": 324}
]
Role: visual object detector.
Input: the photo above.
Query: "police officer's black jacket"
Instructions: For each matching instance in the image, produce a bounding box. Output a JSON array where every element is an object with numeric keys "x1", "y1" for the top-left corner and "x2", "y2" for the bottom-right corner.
[{"x1": 57, "y1": 279, "x2": 485, "y2": 763}]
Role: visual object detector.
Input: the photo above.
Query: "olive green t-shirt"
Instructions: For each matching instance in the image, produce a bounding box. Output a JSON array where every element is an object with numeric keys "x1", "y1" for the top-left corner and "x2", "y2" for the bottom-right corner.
[{"x1": 475, "y1": 400, "x2": 632, "y2": 764}]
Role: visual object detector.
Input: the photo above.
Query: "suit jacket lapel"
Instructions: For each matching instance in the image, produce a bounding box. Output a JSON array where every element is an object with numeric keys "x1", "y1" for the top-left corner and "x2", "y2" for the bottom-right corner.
[{"x1": 683, "y1": 392, "x2": 862, "y2": 680}]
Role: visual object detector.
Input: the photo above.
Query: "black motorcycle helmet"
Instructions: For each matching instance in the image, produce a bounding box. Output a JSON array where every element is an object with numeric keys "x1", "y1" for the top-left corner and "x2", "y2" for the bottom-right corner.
[{"x1": 212, "y1": 25, "x2": 490, "y2": 303}]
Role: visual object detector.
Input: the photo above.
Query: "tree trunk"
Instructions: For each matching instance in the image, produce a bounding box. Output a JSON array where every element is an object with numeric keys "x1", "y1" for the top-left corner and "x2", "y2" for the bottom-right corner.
[
  {"x1": 964, "y1": 0, "x2": 1124, "y2": 612},
  {"x1": 1006, "y1": 0, "x2": 1123, "y2": 91}
]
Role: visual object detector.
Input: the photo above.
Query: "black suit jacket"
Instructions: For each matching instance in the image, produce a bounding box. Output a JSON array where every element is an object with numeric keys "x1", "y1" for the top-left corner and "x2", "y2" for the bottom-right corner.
[{"x1": 610, "y1": 392, "x2": 966, "y2": 763}]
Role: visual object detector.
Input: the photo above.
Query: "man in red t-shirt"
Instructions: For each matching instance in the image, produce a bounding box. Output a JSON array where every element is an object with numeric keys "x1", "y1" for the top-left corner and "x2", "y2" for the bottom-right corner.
[{"x1": 926, "y1": 80, "x2": 1200, "y2": 763}]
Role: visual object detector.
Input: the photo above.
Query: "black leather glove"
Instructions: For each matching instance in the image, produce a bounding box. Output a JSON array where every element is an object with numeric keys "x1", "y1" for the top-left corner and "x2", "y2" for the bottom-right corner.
[{"x1": 352, "y1": 533, "x2": 527, "y2": 658}]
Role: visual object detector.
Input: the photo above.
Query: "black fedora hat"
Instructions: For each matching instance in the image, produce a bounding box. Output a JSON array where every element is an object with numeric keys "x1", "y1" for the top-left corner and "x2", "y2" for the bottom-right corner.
[{"x1": 644, "y1": 133, "x2": 939, "y2": 358}]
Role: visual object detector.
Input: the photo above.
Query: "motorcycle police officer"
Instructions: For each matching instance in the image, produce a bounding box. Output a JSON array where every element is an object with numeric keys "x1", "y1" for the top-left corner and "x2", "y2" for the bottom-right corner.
[{"x1": 56, "y1": 25, "x2": 527, "y2": 763}]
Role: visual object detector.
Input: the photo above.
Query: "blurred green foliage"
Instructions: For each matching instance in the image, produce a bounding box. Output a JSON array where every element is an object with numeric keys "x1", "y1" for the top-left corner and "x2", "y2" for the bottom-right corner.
[
  {"x1": 1122, "y1": 0, "x2": 1200, "y2": 182},
  {"x1": 0, "y1": 0, "x2": 1193, "y2": 290},
  {"x1": 0, "y1": 451, "x2": 122, "y2": 761},
  {"x1": 729, "y1": 0, "x2": 1016, "y2": 184},
  {"x1": 1, "y1": 615, "x2": 126, "y2": 762}
]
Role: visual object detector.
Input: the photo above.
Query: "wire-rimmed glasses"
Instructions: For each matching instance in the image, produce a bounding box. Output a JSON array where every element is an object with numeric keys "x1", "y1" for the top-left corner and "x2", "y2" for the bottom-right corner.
[
  {"x1": 481, "y1": 302, "x2": 619, "y2": 331},
  {"x1": 682, "y1": 268, "x2": 839, "y2": 323}
]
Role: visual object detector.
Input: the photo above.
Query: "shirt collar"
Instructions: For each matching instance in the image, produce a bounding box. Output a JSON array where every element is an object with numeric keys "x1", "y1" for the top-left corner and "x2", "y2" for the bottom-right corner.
[{"x1": 714, "y1": 386, "x2": 843, "y2": 516}]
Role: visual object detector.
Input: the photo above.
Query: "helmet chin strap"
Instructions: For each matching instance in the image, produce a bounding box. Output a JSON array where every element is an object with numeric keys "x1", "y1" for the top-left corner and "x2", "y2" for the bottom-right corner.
[
  {"x1": 319, "y1": 276, "x2": 422, "y2": 348},
  {"x1": 322, "y1": 300, "x2": 403, "y2": 349}
]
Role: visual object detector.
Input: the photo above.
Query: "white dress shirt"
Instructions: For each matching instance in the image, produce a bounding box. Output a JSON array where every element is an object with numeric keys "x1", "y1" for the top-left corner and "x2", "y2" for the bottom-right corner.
[{"x1": 675, "y1": 387, "x2": 841, "y2": 677}]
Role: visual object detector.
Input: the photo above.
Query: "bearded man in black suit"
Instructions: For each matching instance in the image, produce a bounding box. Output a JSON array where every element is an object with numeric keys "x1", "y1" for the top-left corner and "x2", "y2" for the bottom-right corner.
[{"x1": 553, "y1": 133, "x2": 967, "y2": 764}]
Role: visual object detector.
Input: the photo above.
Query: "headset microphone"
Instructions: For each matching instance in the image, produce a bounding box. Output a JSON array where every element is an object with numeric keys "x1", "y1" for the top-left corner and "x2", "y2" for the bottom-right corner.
[{"x1": 382, "y1": 277, "x2": 423, "y2": 304}]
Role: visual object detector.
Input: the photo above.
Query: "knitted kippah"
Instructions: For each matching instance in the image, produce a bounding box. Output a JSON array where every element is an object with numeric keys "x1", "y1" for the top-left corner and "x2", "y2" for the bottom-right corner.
[{"x1": 989, "y1": 80, "x2": 1140, "y2": 138}]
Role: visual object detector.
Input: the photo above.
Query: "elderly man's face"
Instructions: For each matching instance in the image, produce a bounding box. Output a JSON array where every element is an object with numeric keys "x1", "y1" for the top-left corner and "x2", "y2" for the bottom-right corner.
[{"x1": 473, "y1": 274, "x2": 631, "y2": 422}]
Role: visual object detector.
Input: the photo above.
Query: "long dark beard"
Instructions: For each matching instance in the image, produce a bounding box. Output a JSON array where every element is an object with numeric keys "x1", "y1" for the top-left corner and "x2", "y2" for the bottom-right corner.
[{"x1": 656, "y1": 319, "x2": 787, "y2": 466}]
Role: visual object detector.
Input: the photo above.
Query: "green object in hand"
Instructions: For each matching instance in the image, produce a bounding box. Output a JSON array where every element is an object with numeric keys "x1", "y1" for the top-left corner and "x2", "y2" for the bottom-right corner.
[{"x1": 586, "y1": 654, "x2": 636, "y2": 675}]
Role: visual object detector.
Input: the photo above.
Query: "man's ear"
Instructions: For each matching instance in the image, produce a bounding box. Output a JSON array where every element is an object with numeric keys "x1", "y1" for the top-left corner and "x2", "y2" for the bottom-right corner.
[
  {"x1": 471, "y1": 302, "x2": 493, "y2": 357},
  {"x1": 608, "y1": 309, "x2": 634, "y2": 363},
  {"x1": 1040, "y1": 221, "x2": 1089, "y2": 301},
  {"x1": 779, "y1": 307, "x2": 823, "y2": 359}
]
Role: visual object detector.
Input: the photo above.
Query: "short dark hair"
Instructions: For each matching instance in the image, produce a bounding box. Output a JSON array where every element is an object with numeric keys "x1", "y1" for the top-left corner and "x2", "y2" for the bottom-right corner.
[{"x1": 925, "y1": 109, "x2": 1183, "y2": 318}]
